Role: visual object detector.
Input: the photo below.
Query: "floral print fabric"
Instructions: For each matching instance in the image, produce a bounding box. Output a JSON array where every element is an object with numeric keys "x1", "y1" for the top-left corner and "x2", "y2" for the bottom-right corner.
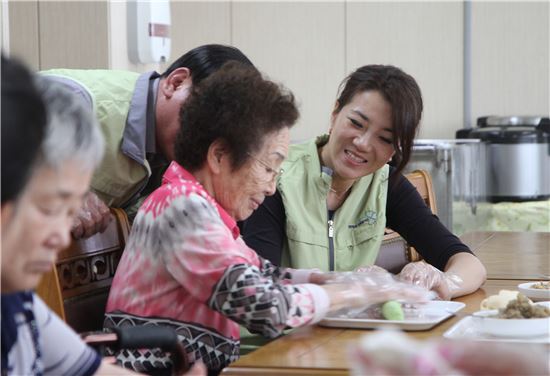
[{"x1": 105, "y1": 162, "x2": 322, "y2": 371}]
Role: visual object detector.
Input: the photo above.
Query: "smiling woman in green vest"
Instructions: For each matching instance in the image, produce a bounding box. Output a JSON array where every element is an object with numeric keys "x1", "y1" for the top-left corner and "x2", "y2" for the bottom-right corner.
[{"x1": 241, "y1": 64, "x2": 487, "y2": 301}]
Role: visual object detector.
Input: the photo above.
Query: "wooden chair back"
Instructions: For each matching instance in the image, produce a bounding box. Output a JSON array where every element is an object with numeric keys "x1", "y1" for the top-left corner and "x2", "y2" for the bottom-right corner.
[
  {"x1": 36, "y1": 208, "x2": 131, "y2": 332},
  {"x1": 374, "y1": 169, "x2": 437, "y2": 273}
]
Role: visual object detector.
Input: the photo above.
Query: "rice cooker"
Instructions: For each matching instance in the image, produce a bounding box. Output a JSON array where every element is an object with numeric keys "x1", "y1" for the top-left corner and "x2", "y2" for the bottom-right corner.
[{"x1": 456, "y1": 116, "x2": 550, "y2": 202}]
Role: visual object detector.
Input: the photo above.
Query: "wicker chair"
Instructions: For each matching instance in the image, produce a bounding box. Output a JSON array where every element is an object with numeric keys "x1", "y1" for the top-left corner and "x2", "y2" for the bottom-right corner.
[{"x1": 374, "y1": 169, "x2": 438, "y2": 273}]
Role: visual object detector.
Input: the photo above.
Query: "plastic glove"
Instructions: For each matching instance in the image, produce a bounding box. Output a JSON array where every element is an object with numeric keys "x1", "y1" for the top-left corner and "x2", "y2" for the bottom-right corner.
[
  {"x1": 355, "y1": 265, "x2": 389, "y2": 274},
  {"x1": 322, "y1": 271, "x2": 433, "y2": 315},
  {"x1": 398, "y1": 261, "x2": 463, "y2": 300},
  {"x1": 71, "y1": 191, "x2": 112, "y2": 239},
  {"x1": 310, "y1": 266, "x2": 390, "y2": 285}
]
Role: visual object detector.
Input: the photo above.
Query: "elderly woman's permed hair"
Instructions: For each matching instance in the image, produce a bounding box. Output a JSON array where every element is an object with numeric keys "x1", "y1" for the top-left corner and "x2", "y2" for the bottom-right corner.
[{"x1": 175, "y1": 62, "x2": 299, "y2": 171}]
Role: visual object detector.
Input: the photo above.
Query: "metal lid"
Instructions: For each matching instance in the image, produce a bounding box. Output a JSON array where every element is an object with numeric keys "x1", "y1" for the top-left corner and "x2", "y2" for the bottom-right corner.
[
  {"x1": 458, "y1": 116, "x2": 550, "y2": 144},
  {"x1": 477, "y1": 116, "x2": 545, "y2": 127}
]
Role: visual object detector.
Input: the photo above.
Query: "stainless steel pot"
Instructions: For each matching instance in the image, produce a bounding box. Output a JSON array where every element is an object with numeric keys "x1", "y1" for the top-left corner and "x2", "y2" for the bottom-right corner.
[{"x1": 456, "y1": 116, "x2": 550, "y2": 202}]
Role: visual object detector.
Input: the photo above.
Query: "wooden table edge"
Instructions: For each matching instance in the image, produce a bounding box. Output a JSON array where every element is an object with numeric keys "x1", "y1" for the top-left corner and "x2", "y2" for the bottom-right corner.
[{"x1": 221, "y1": 366, "x2": 348, "y2": 375}]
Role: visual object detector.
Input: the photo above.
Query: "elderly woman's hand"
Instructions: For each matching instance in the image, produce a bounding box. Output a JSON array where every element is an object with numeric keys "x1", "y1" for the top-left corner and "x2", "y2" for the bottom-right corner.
[
  {"x1": 71, "y1": 191, "x2": 112, "y2": 239},
  {"x1": 438, "y1": 340, "x2": 550, "y2": 376},
  {"x1": 398, "y1": 261, "x2": 462, "y2": 300},
  {"x1": 322, "y1": 270, "x2": 433, "y2": 314},
  {"x1": 354, "y1": 264, "x2": 389, "y2": 274}
]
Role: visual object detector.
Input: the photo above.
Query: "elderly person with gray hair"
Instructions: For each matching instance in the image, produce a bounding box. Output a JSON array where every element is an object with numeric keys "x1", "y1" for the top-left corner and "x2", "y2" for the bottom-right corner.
[{"x1": 1, "y1": 58, "x2": 207, "y2": 376}]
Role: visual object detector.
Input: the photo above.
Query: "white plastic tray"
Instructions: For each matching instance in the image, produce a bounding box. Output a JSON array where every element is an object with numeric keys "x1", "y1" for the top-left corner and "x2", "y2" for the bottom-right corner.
[
  {"x1": 443, "y1": 316, "x2": 550, "y2": 344},
  {"x1": 319, "y1": 301, "x2": 465, "y2": 331}
]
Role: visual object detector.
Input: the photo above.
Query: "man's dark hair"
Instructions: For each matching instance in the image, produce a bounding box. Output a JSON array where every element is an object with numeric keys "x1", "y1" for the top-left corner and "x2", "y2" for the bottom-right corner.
[
  {"x1": 1, "y1": 55, "x2": 46, "y2": 203},
  {"x1": 161, "y1": 44, "x2": 254, "y2": 84},
  {"x1": 175, "y1": 62, "x2": 298, "y2": 171}
]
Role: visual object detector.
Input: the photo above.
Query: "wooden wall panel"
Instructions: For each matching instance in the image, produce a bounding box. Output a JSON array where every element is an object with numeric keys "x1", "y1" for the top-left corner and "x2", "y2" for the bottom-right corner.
[
  {"x1": 471, "y1": 2, "x2": 549, "y2": 123},
  {"x1": 38, "y1": 1, "x2": 109, "y2": 69},
  {"x1": 232, "y1": 2, "x2": 346, "y2": 142},
  {"x1": 7, "y1": 0, "x2": 40, "y2": 69},
  {"x1": 347, "y1": 2, "x2": 463, "y2": 139},
  {"x1": 170, "y1": 1, "x2": 231, "y2": 54}
]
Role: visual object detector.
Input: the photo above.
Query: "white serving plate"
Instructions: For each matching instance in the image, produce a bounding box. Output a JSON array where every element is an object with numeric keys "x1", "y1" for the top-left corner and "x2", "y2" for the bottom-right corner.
[
  {"x1": 471, "y1": 309, "x2": 550, "y2": 338},
  {"x1": 319, "y1": 301, "x2": 465, "y2": 331},
  {"x1": 518, "y1": 282, "x2": 550, "y2": 301},
  {"x1": 443, "y1": 316, "x2": 550, "y2": 344}
]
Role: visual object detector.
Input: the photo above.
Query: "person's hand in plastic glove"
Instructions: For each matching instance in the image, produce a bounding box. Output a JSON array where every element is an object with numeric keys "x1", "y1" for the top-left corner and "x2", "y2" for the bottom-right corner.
[
  {"x1": 438, "y1": 340, "x2": 550, "y2": 376},
  {"x1": 354, "y1": 265, "x2": 389, "y2": 274},
  {"x1": 350, "y1": 330, "x2": 549, "y2": 376},
  {"x1": 398, "y1": 261, "x2": 462, "y2": 300},
  {"x1": 71, "y1": 191, "x2": 112, "y2": 239},
  {"x1": 321, "y1": 271, "x2": 433, "y2": 314},
  {"x1": 310, "y1": 265, "x2": 391, "y2": 285},
  {"x1": 182, "y1": 361, "x2": 207, "y2": 376}
]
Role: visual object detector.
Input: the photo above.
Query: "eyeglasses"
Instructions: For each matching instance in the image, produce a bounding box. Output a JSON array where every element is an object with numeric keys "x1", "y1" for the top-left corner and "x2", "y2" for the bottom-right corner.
[{"x1": 247, "y1": 152, "x2": 283, "y2": 183}]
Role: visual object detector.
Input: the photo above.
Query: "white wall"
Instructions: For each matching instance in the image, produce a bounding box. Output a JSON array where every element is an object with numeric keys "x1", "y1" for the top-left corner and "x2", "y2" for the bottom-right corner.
[
  {"x1": 470, "y1": 2, "x2": 549, "y2": 125},
  {"x1": 164, "y1": 1, "x2": 549, "y2": 141},
  {"x1": 6, "y1": 1, "x2": 549, "y2": 141},
  {"x1": 232, "y1": 2, "x2": 346, "y2": 142},
  {"x1": 346, "y1": 2, "x2": 464, "y2": 139}
]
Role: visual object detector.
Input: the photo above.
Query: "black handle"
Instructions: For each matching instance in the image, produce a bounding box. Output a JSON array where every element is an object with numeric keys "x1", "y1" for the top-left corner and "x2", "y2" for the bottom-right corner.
[
  {"x1": 537, "y1": 117, "x2": 550, "y2": 133},
  {"x1": 83, "y1": 326, "x2": 189, "y2": 375},
  {"x1": 113, "y1": 326, "x2": 177, "y2": 350},
  {"x1": 113, "y1": 326, "x2": 188, "y2": 375},
  {"x1": 476, "y1": 116, "x2": 489, "y2": 127}
]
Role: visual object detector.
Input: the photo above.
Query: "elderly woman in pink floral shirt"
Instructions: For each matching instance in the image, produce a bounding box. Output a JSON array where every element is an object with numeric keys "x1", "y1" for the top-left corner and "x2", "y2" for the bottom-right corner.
[{"x1": 105, "y1": 62, "x2": 428, "y2": 375}]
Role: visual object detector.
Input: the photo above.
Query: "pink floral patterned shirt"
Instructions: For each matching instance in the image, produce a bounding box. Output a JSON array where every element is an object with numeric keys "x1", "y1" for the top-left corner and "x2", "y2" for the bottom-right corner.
[{"x1": 105, "y1": 162, "x2": 329, "y2": 372}]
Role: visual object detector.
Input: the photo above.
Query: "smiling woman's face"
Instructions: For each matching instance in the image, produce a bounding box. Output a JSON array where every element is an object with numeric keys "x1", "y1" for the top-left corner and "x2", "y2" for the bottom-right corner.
[
  {"x1": 1, "y1": 160, "x2": 92, "y2": 292},
  {"x1": 321, "y1": 90, "x2": 395, "y2": 183}
]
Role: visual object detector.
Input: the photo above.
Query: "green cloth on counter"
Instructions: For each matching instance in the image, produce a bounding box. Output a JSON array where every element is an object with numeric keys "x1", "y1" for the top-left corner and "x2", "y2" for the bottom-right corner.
[{"x1": 453, "y1": 199, "x2": 550, "y2": 235}]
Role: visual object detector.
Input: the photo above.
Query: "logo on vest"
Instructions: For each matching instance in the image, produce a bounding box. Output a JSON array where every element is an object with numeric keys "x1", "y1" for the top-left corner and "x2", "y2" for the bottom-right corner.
[{"x1": 348, "y1": 210, "x2": 377, "y2": 229}]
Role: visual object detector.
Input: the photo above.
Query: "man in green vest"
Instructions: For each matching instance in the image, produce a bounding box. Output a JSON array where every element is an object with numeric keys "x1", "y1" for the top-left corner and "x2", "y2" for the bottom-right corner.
[{"x1": 43, "y1": 44, "x2": 254, "y2": 239}]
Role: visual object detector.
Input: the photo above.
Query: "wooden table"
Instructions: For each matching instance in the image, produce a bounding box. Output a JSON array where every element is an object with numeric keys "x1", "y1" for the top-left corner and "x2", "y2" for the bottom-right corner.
[
  {"x1": 223, "y1": 231, "x2": 550, "y2": 375},
  {"x1": 460, "y1": 231, "x2": 549, "y2": 280}
]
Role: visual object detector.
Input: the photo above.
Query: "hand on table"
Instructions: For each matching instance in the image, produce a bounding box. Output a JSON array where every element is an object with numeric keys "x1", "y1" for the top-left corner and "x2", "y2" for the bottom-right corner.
[
  {"x1": 438, "y1": 340, "x2": 549, "y2": 376},
  {"x1": 322, "y1": 270, "x2": 432, "y2": 313},
  {"x1": 310, "y1": 265, "x2": 393, "y2": 285},
  {"x1": 352, "y1": 330, "x2": 549, "y2": 376},
  {"x1": 354, "y1": 265, "x2": 389, "y2": 274},
  {"x1": 181, "y1": 361, "x2": 207, "y2": 376},
  {"x1": 71, "y1": 191, "x2": 112, "y2": 239},
  {"x1": 398, "y1": 261, "x2": 462, "y2": 300}
]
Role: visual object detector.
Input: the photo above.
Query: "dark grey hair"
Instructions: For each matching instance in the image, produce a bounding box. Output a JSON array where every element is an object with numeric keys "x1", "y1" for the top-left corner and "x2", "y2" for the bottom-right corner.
[{"x1": 34, "y1": 76, "x2": 104, "y2": 171}]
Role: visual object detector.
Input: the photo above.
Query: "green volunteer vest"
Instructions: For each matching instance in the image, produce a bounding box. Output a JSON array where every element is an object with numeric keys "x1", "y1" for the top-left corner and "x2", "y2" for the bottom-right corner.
[
  {"x1": 279, "y1": 136, "x2": 389, "y2": 271},
  {"x1": 42, "y1": 69, "x2": 150, "y2": 207}
]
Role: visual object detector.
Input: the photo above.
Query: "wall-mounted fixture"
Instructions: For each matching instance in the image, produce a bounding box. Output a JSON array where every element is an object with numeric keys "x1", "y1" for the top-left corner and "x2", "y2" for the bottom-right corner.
[{"x1": 127, "y1": 0, "x2": 171, "y2": 64}]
